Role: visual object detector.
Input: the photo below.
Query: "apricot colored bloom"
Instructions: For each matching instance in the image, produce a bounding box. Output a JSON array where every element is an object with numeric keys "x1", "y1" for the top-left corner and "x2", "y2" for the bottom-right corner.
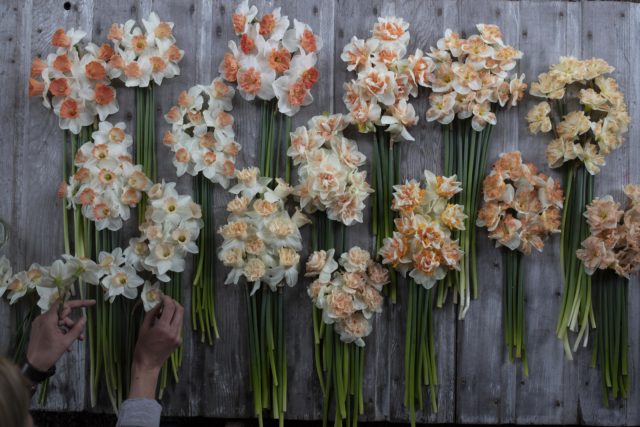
[
  {"x1": 380, "y1": 169, "x2": 464, "y2": 289},
  {"x1": 108, "y1": 12, "x2": 183, "y2": 87},
  {"x1": 65, "y1": 121, "x2": 150, "y2": 231},
  {"x1": 526, "y1": 101, "x2": 552, "y2": 134},
  {"x1": 422, "y1": 24, "x2": 523, "y2": 130},
  {"x1": 219, "y1": 171, "x2": 308, "y2": 294},
  {"x1": 307, "y1": 247, "x2": 386, "y2": 346},
  {"x1": 163, "y1": 78, "x2": 240, "y2": 188},
  {"x1": 29, "y1": 28, "x2": 119, "y2": 133},
  {"x1": 220, "y1": 3, "x2": 322, "y2": 115},
  {"x1": 478, "y1": 151, "x2": 563, "y2": 254},
  {"x1": 287, "y1": 115, "x2": 373, "y2": 226}
]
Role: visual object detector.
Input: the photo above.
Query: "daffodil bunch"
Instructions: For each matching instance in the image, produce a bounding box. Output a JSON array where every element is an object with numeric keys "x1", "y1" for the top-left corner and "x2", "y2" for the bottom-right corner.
[
  {"x1": 217, "y1": 167, "x2": 309, "y2": 426},
  {"x1": 163, "y1": 78, "x2": 240, "y2": 187},
  {"x1": 125, "y1": 181, "x2": 203, "y2": 283},
  {"x1": 379, "y1": 170, "x2": 465, "y2": 289},
  {"x1": 422, "y1": 24, "x2": 525, "y2": 319},
  {"x1": 219, "y1": 1, "x2": 323, "y2": 192},
  {"x1": 477, "y1": 151, "x2": 563, "y2": 254},
  {"x1": 219, "y1": 0, "x2": 322, "y2": 116},
  {"x1": 340, "y1": 17, "x2": 423, "y2": 301},
  {"x1": 424, "y1": 24, "x2": 526, "y2": 130},
  {"x1": 218, "y1": 170, "x2": 308, "y2": 295},
  {"x1": 526, "y1": 57, "x2": 630, "y2": 175},
  {"x1": 477, "y1": 151, "x2": 563, "y2": 376},
  {"x1": 288, "y1": 114, "x2": 373, "y2": 226},
  {"x1": 378, "y1": 169, "x2": 464, "y2": 424},
  {"x1": 341, "y1": 16, "x2": 421, "y2": 140},
  {"x1": 163, "y1": 77, "x2": 241, "y2": 344},
  {"x1": 305, "y1": 247, "x2": 387, "y2": 427},
  {"x1": 576, "y1": 185, "x2": 640, "y2": 404},
  {"x1": 108, "y1": 12, "x2": 184, "y2": 192},
  {"x1": 28, "y1": 28, "x2": 119, "y2": 134},
  {"x1": 528, "y1": 57, "x2": 631, "y2": 357},
  {"x1": 107, "y1": 12, "x2": 183, "y2": 87},
  {"x1": 65, "y1": 121, "x2": 151, "y2": 231}
]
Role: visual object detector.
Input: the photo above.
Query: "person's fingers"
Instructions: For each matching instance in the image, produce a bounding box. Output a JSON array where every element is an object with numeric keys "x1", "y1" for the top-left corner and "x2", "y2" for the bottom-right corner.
[
  {"x1": 65, "y1": 299, "x2": 96, "y2": 310},
  {"x1": 43, "y1": 301, "x2": 62, "y2": 319},
  {"x1": 60, "y1": 305, "x2": 71, "y2": 319},
  {"x1": 141, "y1": 302, "x2": 162, "y2": 332},
  {"x1": 59, "y1": 317, "x2": 76, "y2": 329},
  {"x1": 62, "y1": 317, "x2": 87, "y2": 346},
  {"x1": 171, "y1": 302, "x2": 184, "y2": 335},
  {"x1": 158, "y1": 295, "x2": 176, "y2": 326}
]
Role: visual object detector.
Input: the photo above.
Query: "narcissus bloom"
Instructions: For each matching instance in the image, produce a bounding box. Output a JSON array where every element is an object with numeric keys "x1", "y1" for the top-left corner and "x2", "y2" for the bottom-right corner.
[{"x1": 306, "y1": 247, "x2": 387, "y2": 346}]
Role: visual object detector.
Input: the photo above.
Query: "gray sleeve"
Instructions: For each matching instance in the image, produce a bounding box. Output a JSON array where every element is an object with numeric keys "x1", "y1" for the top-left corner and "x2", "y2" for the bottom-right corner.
[{"x1": 116, "y1": 398, "x2": 163, "y2": 427}]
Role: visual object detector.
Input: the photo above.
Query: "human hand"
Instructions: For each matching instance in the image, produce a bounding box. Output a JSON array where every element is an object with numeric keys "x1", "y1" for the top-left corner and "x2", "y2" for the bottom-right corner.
[
  {"x1": 26, "y1": 299, "x2": 96, "y2": 372},
  {"x1": 129, "y1": 295, "x2": 184, "y2": 399}
]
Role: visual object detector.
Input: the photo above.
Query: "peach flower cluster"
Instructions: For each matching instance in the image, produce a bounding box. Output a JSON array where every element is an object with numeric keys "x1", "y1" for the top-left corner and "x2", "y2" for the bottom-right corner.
[
  {"x1": 107, "y1": 12, "x2": 184, "y2": 87},
  {"x1": 526, "y1": 57, "x2": 630, "y2": 175},
  {"x1": 218, "y1": 0, "x2": 322, "y2": 116},
  {"x1": 576, "y1": 185, "x2": 640, "y2": 278},
  {"x1": 28, "y1": 27, "x2": 119, "y2": 134},
  {"x1": 64, "y1": 121, "x2": 151, "y2": 231},
  {"x1": 379, "y1": 170, "x2": 465, "y2": 288},
  {"x1": 306, "y1": 247, "x2": 388, "y2": 346},
  {"x1": 341, "y1": 16, "x2": 420, "y2": 141},
  {"x1": 124, "y1": 181, "x2": 203, "y2": 282},
  {"x1": 287, "y1": 114, "x2": 373, "y2": 225},
  {"x1": 477, "y1": 151, "x2": 564, "y2": 254},
  {"x1": 163, "y1": 78, "x2": 241, "y2": 188},
  {"x1": 0, "y1": 251, "x2": 146, "y2": 311},
  {"x1": 218, "y1": 169, "x2": 310, "y2": 294},
  {"x1": 424, "y1": 24, "x2": 526, "y2": 131}
]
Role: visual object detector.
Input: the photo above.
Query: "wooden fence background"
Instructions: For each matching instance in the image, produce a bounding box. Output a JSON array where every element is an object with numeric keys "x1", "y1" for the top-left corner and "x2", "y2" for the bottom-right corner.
[{"x1": 0, "y1": 0, "x2": 639, "y2": 424}]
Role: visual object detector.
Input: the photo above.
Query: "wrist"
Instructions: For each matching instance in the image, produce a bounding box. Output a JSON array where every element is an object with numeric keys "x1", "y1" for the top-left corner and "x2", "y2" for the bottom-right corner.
[
  {"x1": 129, "y1": 362, "x2": 160, "y2": 400},
  {"x1": 26, "y1": 353, "x2": 54, "y2": 372}
]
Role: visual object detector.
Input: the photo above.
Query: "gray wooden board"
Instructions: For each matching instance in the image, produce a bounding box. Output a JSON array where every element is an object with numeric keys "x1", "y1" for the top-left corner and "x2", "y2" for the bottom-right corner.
[{"x1": 0, "y1": 0, "x2": 639, "y2": 424}]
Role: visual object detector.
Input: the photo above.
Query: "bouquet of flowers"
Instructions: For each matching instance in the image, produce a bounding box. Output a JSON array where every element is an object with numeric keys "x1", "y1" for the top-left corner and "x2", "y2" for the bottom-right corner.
[
  {"x1": 288, "y1": 114, "x2": 373, "y2": 227},
  {"x1": 108, "y1": 12, "x2": 184, "y2": 190},
  {"x1": 65, "y1": 121, "x2": 151, "y2": 232},
  {"x1": 526, "y1": 56, "x2": 629, "y2": 356},
  {"x1": 219, "y1": 1, "x2": 322, "y2": 183},
  {"x1": 424, "y1": 24, "x2": 526, "y2": 318},
  {"x1": 575, "y1": 186, "x2": 640, "y2": 404},
  {"x1": 164, "y1": 78, "x2": 241, "y2": 344},
  {"x1": 306, "y1": 247, "x2": 388, "y2": 427},
  {"x1": 379, "y1": 169, "x2": 464, "y2": 425},
  {"x1": 341, "y1": 16, "x2": 422, "y2": 301},
  {"x1": 477, "y1": 152, "x2": 563, "y2": 375},
  {"x1": 218, "y1": 168, "x2": 308, "y2": 426}
]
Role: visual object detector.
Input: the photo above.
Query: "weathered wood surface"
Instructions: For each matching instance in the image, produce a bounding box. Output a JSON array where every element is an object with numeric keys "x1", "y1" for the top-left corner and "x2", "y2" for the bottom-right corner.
[{"x1": 0, "y1": 0, "x2": 639, "y2": 424}]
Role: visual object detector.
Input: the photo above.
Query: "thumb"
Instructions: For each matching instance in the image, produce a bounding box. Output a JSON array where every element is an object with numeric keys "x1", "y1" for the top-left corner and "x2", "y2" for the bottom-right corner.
[{"x1": 63, "y1": 317, "x2": 87, "y2": 346}]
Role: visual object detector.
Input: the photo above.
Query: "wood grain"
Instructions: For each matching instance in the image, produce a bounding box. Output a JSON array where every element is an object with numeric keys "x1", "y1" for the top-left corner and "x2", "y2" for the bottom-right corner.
[{"x1": 0, "y1": 0, "x2": 638, "y2": 424}]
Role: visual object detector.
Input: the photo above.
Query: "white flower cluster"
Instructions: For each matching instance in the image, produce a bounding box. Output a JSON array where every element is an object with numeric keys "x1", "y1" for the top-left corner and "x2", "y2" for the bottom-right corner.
[
  {"x1": 287, "y1": 114, "x2": 373, "y2": 226},
  {"x1": 0, "y1": 251, "x2": 148, "y2": 312},
  {"x1": 65, "y1": 121, "x2": 151, "y2": 231},
  {"x1": 340, "y1": 17, "x2": 420, "y2": 141},
  {"x1": 217, "y1": 167, "x2": 310, "y2": 295},
  {"x1": 108, "y1": 12, "x2": 184, "y2": 87},
  {"x1": 425, "y1": 24, "x2": 526, "y2": 131},
  {"x1": 28, "y1": 28, "x2": 119, "y2": 134},
  {"x1": 163, "y1": 78, "x2": 241, "y2": 188},
  {"x1": 306, "y1": 247, "x2": 389, "y2": 347},
  {"x1": 219, "y1": 0, "x2": 322, "y2": 116},
  {"x1": 125, "y1": 181, "x2": 203, "y2": 282}
]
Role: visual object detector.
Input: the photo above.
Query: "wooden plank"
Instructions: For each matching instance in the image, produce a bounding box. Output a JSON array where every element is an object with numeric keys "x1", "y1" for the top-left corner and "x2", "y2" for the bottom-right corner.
[
  {"x1": 625, "y1": 3, "x2": 640, "y2": 425},
  {"x1": 24, "y1": 0, "x2": 95, "y2": 412},
  {"x1": 0, "y1": 0, "x2": 29, "y2": 356},
  {"x1": 514, "y1": 1, "x2": 579, "y2": 424},
  {"x1": 454, "y1": 0, "x2": 520, "y2": 423},
  {"x1": 577, "y1": 2, "x2": 632, "y2": 425}
]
